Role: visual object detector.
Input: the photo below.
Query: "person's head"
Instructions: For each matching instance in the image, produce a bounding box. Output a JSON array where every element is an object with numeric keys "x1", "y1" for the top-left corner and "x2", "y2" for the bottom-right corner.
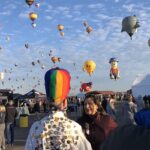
[
  {"x1": 84, "y1": 95, "x2": 105, "y2": 116},
  {"x1": 126, "y1": 94, "x2": 133, "y2": 102},
  {"x1": 45, "y1": 67, "x2": 71, "y2": 110},
  {"x1": 8, "y1": 100, "x2": 14, "y2": 106}
]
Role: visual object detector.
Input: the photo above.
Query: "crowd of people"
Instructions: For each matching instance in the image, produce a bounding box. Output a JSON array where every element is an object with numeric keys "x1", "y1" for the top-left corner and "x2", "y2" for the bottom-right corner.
[
  {"x1": 24, "y1": 67, "x2": 150, "y2": 150},
  {"x1": 0, "y1": 67, "x2": 150, "y2": 150}
]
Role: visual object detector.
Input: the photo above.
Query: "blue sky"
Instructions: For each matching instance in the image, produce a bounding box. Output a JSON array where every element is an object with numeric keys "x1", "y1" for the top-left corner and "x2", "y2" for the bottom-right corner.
[{"x1": 0, "y1": 0, "x2": 150, "y2": 95}]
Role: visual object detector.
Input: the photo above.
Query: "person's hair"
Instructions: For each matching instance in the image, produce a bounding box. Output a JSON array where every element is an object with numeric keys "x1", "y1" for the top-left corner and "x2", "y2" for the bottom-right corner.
[{"x1": 84, "y1": 95, "x2": 106, "y2": 114}]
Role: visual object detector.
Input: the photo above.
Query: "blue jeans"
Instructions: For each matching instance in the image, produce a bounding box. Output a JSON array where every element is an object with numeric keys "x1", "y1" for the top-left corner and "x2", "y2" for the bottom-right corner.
[{"x1": 6, "y1": 122, "x2": 14, "y2": 144}]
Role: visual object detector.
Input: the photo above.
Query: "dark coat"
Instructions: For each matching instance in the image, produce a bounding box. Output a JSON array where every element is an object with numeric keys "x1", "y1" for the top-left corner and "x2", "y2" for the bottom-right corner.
[
  {"x1": 78, "y1": 112, "x2": 117, "y2": 150},
  {"x1": 101, "y1": 125, "x2": 150, "y2": 150}
]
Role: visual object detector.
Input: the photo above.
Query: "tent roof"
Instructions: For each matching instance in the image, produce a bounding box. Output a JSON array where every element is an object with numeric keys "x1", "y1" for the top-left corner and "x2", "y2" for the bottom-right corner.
[{"x1": 132, "y1": 74, "x2": 150, "y2": 87}]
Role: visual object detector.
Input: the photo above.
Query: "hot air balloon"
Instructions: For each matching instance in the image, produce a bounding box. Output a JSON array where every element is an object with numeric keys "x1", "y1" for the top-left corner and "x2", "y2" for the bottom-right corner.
[
  {"x1": 109, "y1": 58, "x2": 120, "y2": 80},
  {"x1": 83, "y1": 60, "x2": 96, "y2": 76},
  {"x1": 57, "y1": 24, "x2": 64, "y2": 31},
  {"x1": 35, "y1": 2, "x2": 40, "y2": 8},
  {"x1": 32, "y1": 61, "x2": 35, "y2": 66},
  {"x1": 83, "y1": 21, "x2": 88, "y2": 27},
  {"x1": 6, "y1": 36, "x2": 10, "y2": 41},
  {"x1": 26, "y1": 0, "x2": 35, "y2": 7},
  {"x1": 121, "y1": 15, "x2": 140, "y2": 39},
  {"x1": 41, "y1": 64, "x2": 45, "y2": 69},
  {"x1": 25, "y1": 43, "x2": 29, "y2": 49},
  {"x1": 51, "y1": 57, "x2": 61, "y2": 64},
  {"x1": 80, "y1": 82, "x2": 92, "y2": 93},
  {"x1": 31, "y1": 23, "x2": 37, "y2": 28},
  {"x1": 37, "y1": 59, "x2": 40, "y2": 64},
  {"x1": 60, "y1": 31, "x2": 65, "y2": 37},
  {"x1": 86, "y1": 26, "x2": 93, "y2": 33},
  {"x1": 148, "y1": 39, "x2": 150, "y2": 47},
  {"x1": 0, "y1": 72, "x2": 4, "y2": 80},
  {"x1": 29, "y1": 12, "x2": 38, "y2": 27}
]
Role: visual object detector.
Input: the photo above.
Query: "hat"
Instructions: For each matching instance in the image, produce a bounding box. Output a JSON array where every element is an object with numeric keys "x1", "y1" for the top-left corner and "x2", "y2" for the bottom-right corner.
[
  {"x1": 109, "y1": 58, "x2": 119, "y2": 63},
  {"x1": 45, "y1": 67, "x2": 71, "y2": 105}
]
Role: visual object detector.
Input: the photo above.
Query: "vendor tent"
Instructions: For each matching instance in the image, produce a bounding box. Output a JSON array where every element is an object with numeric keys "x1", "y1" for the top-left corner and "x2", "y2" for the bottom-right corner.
[{"x1": 132, "y1": 74, "x2": 150, "y2": 98}]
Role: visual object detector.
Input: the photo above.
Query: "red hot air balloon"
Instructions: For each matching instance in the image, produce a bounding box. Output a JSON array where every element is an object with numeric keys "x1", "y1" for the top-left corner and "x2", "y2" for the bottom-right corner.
[{"x1": 80, "y1": 82, "x2": 92, "y2": 93}]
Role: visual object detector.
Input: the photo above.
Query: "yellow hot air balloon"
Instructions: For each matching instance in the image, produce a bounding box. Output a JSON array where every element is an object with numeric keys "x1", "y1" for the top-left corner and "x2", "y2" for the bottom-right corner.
[
  {"x1": 57, "y1": 24, "x2": 64, "y2": 31},
  {"x1": 83, "y1": 60, "x2": 96, "y2": 76},
  {"x1": 29, "y1": 12, "x2": 38, "y2": 21}
]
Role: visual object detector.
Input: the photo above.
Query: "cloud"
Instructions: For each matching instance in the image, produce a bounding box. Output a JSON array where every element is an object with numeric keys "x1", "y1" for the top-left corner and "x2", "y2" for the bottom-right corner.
[{"x1": 0, "y1": 11, "x2": 11, "y2": 16}]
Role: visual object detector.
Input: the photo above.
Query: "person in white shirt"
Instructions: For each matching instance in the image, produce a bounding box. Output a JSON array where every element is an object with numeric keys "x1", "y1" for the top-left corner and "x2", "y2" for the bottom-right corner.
[{"x1": 25, "y1": 67, "x2": 92, "y2": 150}]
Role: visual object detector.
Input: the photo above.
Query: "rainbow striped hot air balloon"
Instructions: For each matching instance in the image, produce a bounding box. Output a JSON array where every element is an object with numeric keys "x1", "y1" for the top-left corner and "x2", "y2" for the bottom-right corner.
[{"x1": 45, "y1": 68, "x2": 71, "y2": 105}]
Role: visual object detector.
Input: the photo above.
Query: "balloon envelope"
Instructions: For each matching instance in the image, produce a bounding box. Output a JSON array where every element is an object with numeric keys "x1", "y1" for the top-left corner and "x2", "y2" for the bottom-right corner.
[
  {"x1": 83, "y1": 60, "x2": 96, "y2": 76},
  {"x1": 0, "y1": 72, "x2": 4, "y2": 80}
]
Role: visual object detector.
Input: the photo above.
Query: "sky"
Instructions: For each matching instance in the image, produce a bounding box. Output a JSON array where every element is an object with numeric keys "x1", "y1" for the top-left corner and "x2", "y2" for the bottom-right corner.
[{"x1": 0, "y1": 0, "x2": 150, "y2": 95}]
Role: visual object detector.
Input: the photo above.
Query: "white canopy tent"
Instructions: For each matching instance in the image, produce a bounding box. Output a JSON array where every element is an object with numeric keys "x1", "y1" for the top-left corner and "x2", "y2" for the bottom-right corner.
[{"x1": 132, "y1": 74, "x2": 150, "y2": 98}]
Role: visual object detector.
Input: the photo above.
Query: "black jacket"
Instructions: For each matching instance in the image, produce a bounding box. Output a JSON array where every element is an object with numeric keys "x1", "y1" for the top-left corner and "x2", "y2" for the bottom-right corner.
[{"x1": 5, "y1": 105, "x2": 18, "y2": 123}]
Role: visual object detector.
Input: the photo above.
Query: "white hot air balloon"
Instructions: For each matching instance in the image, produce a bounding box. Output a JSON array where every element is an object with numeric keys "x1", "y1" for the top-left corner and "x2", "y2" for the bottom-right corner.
[{"x1": 0, "y1": 72, "x2": 4, "y2": 80}]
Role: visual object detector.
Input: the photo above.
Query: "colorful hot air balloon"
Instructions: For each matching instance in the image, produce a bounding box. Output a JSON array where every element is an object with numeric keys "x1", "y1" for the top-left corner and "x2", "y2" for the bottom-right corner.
[
  {"x1": 26, "y1": 0, "x2": 35, "y2": 7},
  {"x1": 83, "y1": 60, "x2": 96, "y2": 76},
  {"x1": 44, "y1": 68, "x2": 71, "y2": 105},
  {"x1": 121, "y1": 15, "x2": 140, "y2": 39},
  {"x1": 109, "y1": 58, "x2": 120, "y2": 80}
]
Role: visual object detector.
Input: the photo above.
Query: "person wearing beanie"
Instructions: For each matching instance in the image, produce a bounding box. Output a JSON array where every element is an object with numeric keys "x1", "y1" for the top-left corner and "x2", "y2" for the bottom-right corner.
[
  {"x1": 101, "y1": 108, "x2": 150, "y2": 150},
  {"x1": 25, "y1": 68, "x2": 92, "y2": 150}
]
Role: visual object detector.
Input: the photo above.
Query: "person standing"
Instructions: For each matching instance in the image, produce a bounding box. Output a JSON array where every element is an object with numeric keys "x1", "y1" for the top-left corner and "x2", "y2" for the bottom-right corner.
[
  {"x1": 101, "y1": 108, "x2": 150, "y2": 150},
  {"x1": 25, "y1": 67, "x2": 92, "y2": 150},
  {"x1": 106, "y1": 95, "x2": 117, "y2": 121},
  {"x1": 78, "y1": 95, "x2": 117, "y2": 150},
  {"x1": 120, "y1": 94, "x2": 137, "y2": 126},
  {"x1": 5, "y1": 100, "x2": 18, "y2": 147},
  {"x1": 0, "y1": 100, "x2": 6, "y2": 150}
]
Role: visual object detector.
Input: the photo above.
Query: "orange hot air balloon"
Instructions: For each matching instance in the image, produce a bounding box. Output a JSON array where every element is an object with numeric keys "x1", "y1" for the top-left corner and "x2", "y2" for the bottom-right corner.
[
  {"x1": 60, "y1": 31, "x2": 65, "y2": 37},
  {"x1": 86, "y1": 26, "x2": 93, "y2": 33},
  {"x1": 57, "y1": 24, "x2": 64, "y2": 31},
  {"x1": 29, "y1": 12, "x2": 38, "y2": 22},
  {"x1": 26, "y1": 0, "x2": 34, "y2": 6},
  {"x1": 51, "y1": 57, "x2": 61, "y2": 64}
]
